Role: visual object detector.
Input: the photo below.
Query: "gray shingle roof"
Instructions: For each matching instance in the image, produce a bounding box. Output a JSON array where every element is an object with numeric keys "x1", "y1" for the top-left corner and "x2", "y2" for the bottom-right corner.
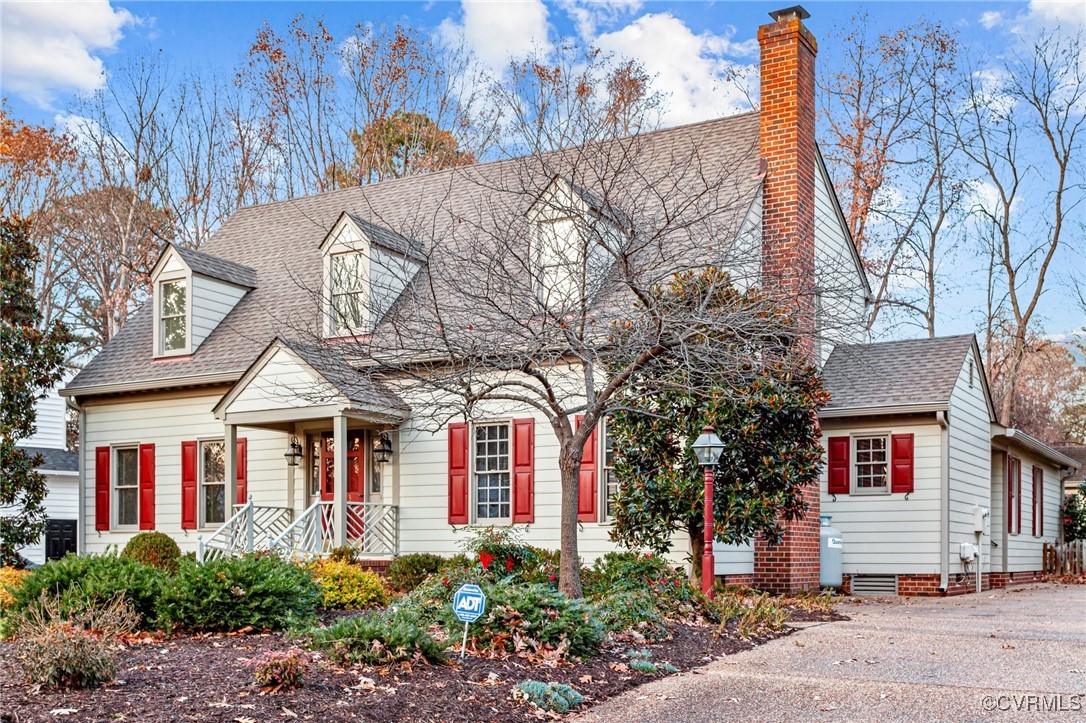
[
  {"x1": 276, "y1": 338, "x2": 410, "y2": 413},
  {"x1": 822, "y1": 335, "x2": 976, "y2": 411},
  {"x1": 173, "y1": 245, "x2": 257, "y2": 288},
  {"x1": 16, "y1": 446, "x2": 79, "y2": 472},
  {"x1": 344, "y1": 214, "x2": 425, "y2": 262},
  {"x1": 1053, "y1": 444, "x2": 1085, "y2": 480},
  {"x1": 66, "y1": 112, "x2": 762, "y2": 396}
]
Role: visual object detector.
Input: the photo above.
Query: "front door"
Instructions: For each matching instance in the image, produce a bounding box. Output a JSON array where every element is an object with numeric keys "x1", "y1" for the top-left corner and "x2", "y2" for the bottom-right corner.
[
  {"x1": 44, "y1": 519, "x2": 77, "y2": 560},
  {"x1": 315, "y1": 430, "x2": 366, "y2": 542}
]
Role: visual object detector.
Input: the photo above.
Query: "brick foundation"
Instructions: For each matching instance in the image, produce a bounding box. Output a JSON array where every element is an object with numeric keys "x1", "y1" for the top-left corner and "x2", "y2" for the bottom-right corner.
[
  {"x1": 357, "y1": 558, "x2": 392, "y2": 576},
  {"x1": 751, "y1": 6, "x2": 822, "y2": 595},
  {"x1": 716, "y1": 574, "x2": 754, "y2": 588},
  {"x1": 841, "y1": 570, "x2": 1045, "y2": 597}
]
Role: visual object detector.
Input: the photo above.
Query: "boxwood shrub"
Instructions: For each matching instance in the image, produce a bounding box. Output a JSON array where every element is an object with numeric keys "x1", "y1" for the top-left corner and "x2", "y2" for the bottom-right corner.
[
  {"x1": 121, "y1": 532, "x2": 182, "y2": 572},
  {"x1": 307, "y1": 608, "x2": 446, "y2": 666}
]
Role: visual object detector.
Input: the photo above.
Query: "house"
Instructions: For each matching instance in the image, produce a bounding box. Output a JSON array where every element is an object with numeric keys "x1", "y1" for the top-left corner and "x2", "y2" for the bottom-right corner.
[
  {"x1": 59, "y1": 7, "x2": 1075, "y2": 595},
  {"x1": 4, "y1": 384, "x2": 80, "y2": 565},
  {"x1": 1053, "y1": 444, "x2": 1085, "y2": 496}
]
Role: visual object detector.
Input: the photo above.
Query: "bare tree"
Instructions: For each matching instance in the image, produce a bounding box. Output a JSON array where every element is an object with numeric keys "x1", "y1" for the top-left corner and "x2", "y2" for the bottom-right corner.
[{"x1": 962, "y1": 30, "x2": 1085, "y2": 425}]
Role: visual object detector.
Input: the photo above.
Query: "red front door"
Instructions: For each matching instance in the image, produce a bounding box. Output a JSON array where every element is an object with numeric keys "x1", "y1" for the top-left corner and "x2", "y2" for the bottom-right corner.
[{"x1": 317, "y1": 431, "x2": 366, "y2": 540}]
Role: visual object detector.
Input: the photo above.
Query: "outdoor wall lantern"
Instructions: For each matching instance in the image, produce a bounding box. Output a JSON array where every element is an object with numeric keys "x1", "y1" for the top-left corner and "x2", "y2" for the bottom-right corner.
[
  {"x1": 284, "y1": 436, "x2": 304, "y2": 467},
  {"x1": 373, "y1": 432, "x2": 394, "y2": 465},
  {"x1": 691, "y1": 426, "x2": 725, "y2": 597}
]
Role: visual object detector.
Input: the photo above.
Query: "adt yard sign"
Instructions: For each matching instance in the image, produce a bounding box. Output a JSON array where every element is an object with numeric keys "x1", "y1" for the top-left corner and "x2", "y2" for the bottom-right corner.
[{"x1": 453, "y1": 584, "x2": 486, "y2": 622}]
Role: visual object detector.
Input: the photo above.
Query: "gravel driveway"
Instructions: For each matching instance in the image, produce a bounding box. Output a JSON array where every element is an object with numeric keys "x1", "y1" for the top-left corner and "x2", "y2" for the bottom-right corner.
[{"x1": 580, "y1": 583, "x2": 1086, "y2": 722}]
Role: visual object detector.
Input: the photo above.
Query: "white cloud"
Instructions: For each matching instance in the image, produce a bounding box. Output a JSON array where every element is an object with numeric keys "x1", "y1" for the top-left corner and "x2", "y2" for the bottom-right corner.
[
  {"x1": 438, "y1": 0, "x2": 552, "y2": 74},
  {"x1": 1, "y1": 0, "x2": 136, "y2": 108},
  {"x1": 594, "y1": 13, "x2": 757, "y2": 126},
  {"x1": 1026, "y1": 0, "x2": 1085, "y2": 29},
  {"x1": 979, "y1": 11, "x2": 1004, "y2": 29},
  {"x1": 558, "y1": 0, "x2": 642, "y2": 40}
]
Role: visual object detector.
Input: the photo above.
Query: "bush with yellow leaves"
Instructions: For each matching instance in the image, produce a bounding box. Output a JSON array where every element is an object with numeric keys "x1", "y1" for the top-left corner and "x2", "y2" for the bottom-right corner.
[{"x1": 308, "y1": 559, "x2": 388, "y2": 610}]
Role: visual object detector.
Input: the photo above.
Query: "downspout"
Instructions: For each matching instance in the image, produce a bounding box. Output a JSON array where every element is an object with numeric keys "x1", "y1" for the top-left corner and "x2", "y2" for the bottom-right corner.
[
  {"x1": 68, "y1": 397, "x2": 87, "y2": 558},
  {"x1": 937, "y1": 411, "x2": 949, "y2": 592}
]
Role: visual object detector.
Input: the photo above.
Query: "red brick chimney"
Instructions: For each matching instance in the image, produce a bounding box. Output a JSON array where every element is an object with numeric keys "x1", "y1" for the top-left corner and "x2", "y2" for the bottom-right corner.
[{"x1": 753, "y1": 5, "x2": 821, "y2": 594}]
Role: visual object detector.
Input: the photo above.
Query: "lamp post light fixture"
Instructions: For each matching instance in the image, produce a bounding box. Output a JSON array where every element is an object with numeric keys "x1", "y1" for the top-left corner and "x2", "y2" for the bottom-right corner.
[
  {"x1": 373, "y1": 432, "x2": 394, "y2": 465},
  {"x1": 284, "y1": 436, "x2": 304, "y2": 467},
  {"x1": 691, "y1": 425, "x2": 725, "y2": 597}
]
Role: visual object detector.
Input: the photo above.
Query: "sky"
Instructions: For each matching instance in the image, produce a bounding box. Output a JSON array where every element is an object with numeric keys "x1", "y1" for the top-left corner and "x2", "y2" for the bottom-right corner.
[{"x1": 1, "y1": 0, "x2": 1083, "y2": 338}]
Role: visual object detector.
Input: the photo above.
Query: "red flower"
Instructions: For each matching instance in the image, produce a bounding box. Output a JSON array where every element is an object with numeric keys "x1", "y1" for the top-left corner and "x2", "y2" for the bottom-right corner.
[
  {"x1": 548, "y1": 574, "x2": 556, "y2": 582},
  {"x1": 442, "y1": 576, "x2": 449, "y2": 585},
  {"x1": 505, "y1": 558, "x2": 514, "y2": 572},
  {"x1": 673, "y1": 579, "x2": 680, "y2": 586},
  {"x1": 479, "y1": 551, "x2": 495, "y2": 570}
]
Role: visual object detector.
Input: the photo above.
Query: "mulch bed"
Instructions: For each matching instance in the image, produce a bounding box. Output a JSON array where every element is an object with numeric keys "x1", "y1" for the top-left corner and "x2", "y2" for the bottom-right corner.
[{"x1": 0, "y1": 614, "x2": 820, "y2": 722}]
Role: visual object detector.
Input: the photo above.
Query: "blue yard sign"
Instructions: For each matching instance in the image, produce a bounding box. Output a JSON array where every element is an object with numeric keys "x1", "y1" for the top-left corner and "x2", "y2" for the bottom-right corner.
[{"x1": 452, "y1": 584, "x2": 486, "y2": 622}]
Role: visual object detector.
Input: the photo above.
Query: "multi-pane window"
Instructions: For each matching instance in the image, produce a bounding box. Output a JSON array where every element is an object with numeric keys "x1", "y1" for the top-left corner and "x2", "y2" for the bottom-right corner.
[
  {"x1": 1008, "y1": 457, "x2": 1021, "y2": 534},
  {"x1": 160, "y1": 280, "x2": 187, "y2": 352},
  {"x1": 474, "y1": 424, "x2": 511, "y2": 521},
  {"x1": 854, "y1": 436, "x2": 888, "y2": 491},
  {"x1": 602, "y1": 420, "x2": 619, "y2": 521},
  {"x1": 115, "y1": 447, "x2": 139, "y2": 526},
  {"x1": 201, "y1": 440, "x2": 226, "y2": 527},
  {"x1": 331, "y1": 252, "x2": 366, "y2": 334},
  {"x1": 1032, "y1": 465, "x2": 1043, "y2": 537}
]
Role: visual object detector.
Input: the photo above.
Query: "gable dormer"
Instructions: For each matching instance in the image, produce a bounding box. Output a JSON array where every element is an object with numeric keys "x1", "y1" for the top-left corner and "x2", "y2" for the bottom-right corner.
[
  {"x1": 149, "y1": 244, "x2": 256, "y2": 358},
  {"x1": 320, "y1": 213, "x2": 422, "y2": 338},
  {"x1": 527, "y1": 177, "x2": 625, "y2": 311}
]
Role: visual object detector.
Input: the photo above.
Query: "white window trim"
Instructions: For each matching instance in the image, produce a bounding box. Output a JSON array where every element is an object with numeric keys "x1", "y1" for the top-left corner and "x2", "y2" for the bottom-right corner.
[
  {"x1": 112, "y1": 444, "x2": 140, "y2": 530},
  {"x1": 599, "y1": 417, "x2": 618, "y2": 524},
  {"x1": 198, "y1": 438, "x2": 227, "y2": 530},
  {"x1": 154, "y1": 271, "x2": 192, "y2": 357},
  {"x1": 470, "y1": 420, "x2": 513, "y2": 526},
  {"x1": 1008, "y1": 456, "x2": 1021, "y2": 536},
  {"x1": 851, "y1": 432, "x2": 890, "y2": 496},
  {"x1": 326, "y1": 250, "x2": 369, "y2": 338}
]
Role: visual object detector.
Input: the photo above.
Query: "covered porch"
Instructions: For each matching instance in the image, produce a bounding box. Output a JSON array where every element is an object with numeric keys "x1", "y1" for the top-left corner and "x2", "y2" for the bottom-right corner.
[{"x1": 200, "y1": 337, "x2": 409, "y2": 562}]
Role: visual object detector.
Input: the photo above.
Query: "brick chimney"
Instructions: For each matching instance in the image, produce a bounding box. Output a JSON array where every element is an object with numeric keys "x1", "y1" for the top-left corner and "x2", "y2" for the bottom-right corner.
[{"x1": 753, "y1": 5, "x2": 821, "y2": 594}]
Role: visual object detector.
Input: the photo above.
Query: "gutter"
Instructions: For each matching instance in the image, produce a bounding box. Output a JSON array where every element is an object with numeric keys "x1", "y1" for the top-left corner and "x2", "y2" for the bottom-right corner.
[
  {"x1": 937, "y1": 410, "x2": 950, "y2": 593},
  {"x1": 819, "y1": 401, "x2": 948, "y2": 419},
  {"x1": 61, "y1": 371, "x2": 243, "y2": 400},
  {"x1": 996, "y1": 428, "x2": 1080, "y2": 471}
]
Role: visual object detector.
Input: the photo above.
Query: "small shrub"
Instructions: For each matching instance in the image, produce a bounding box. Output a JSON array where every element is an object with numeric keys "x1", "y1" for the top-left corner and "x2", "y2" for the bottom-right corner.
[
  {"x1": 121, "y1": 532, "x2": 182, "y2": 572},
  {"x1": 328, "y1": 546, "x2": 359, "y2": 564},
  {"x1": 13, "y1": 554, "x2": 166, "y2": 629},
  {"x1": 247, "y1": 648, "x2": 309, "y2": 690},
  {"x1": 584, "y1": 551, "x2": 716, "y2": 625},
  {"x1": 512, "y1": 681, "x2": 584, "y2": 714},
  {"x1": 0, "y1": 567, "x2": 29, "y2": 610},
  {"x1": 386, "y1": 553, "x2": 448, "y2": 592},
  {"x1": 307, "y1": 609, "x2": 447, "y2": 666},
  {"x1": 717, "y1": 591, "x2": 788, "y2": 638},
  {"x1": 14, "y1": 594, "x2": 139, "y2": 689},
  {"x1": 156, "y1": 555, "x2": 318, "y2": 632},
  {"x1": 517, "y1": 546, "x2": 561, "y2": 586},
  {"x1": 459, "y1": 526, "x2": 536, "y2": 575},
  {"x1": 592, "y1": 590, "x2": 669, "y2": 640},
  {"x1": 309, "y1": 560, "x2": 388, "y2": 610}
]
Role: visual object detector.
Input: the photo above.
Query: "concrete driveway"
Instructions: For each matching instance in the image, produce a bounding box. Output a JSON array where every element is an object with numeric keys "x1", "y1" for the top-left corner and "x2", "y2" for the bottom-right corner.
[{"x1": 580, "y1": 583, "x2": 1086, "y2": 722}]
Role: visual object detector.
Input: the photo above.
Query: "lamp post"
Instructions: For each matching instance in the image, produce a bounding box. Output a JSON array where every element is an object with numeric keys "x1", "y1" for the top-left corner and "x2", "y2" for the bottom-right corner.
[
  {"x1": 284, "y1": 436, "x2": 303, "y2": 467},
  {"x1": 691, "y1": 425, "x2": 725, "y2": 597}
]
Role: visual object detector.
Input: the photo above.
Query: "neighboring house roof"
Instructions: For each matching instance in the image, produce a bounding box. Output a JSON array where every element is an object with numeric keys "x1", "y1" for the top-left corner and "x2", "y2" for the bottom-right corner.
[
  {"x1": 821, "y1": 335, "x2": 981, "y2": 415},
  {"x1": 64, "y1": 112, "x2": 765, "y2": 398},
  {"x1": 172, "y1": 244, "x2": 258, "y2": 288},
  {"x1": 1052, "y1": 443, "x2": 1085, "y2": 482},
  {"x1": 16, "y1": 445, "x2": 79, "y2": 474}
]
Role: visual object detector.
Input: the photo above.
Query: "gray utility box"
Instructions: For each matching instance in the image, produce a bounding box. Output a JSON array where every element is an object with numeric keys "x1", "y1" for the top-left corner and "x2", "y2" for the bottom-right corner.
[{"x1": 820, "y1": 515, "x2": 843, "y2": 588}]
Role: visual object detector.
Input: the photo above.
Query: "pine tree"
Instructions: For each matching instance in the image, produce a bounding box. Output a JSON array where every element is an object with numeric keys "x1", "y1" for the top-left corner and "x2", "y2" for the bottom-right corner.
[{"x1": 1, "y1": 216, "x2": 71, "y2": 565}]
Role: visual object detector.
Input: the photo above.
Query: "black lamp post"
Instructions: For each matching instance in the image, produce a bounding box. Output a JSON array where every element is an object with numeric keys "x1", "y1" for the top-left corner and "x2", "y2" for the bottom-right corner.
[
  {"x1": 691, "y1": 425, "x2": 725, "y2": 597},
  {"x1": 373, "y1": 433, "x2": 394, "y2": 465},
  {"x1": 284, "y1": 436, "x2": 303, "y2": 467}
]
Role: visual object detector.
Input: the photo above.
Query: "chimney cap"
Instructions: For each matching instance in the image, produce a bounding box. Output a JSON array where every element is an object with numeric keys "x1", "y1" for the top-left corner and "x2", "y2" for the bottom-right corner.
[{"x1": 769, "y1": 5, "x2": 811, "y2": 22}]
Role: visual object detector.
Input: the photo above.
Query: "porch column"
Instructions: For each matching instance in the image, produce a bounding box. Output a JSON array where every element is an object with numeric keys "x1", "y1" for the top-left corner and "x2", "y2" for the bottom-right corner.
[
  {"x1": 225, "y1": 423, "x2": 238, "y2": 510},
  {"x1": 333, "y1": 414, "x2": 348, "y2": 547}
]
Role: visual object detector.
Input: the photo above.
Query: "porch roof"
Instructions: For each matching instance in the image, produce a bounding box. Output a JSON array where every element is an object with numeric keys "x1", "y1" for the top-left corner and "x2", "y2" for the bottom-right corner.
[{"x1": 213, "y1": 337, "x2": 410, "y2": 427}]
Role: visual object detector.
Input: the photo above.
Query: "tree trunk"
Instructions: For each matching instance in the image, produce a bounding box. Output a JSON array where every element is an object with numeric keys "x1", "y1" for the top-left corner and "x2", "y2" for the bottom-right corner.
[
  {"x1": 689, "y1": 530, "x2": 703, "y2": 585},
  {"x1": 558, "y1": 451, "x2": 584, "y2": 598}
]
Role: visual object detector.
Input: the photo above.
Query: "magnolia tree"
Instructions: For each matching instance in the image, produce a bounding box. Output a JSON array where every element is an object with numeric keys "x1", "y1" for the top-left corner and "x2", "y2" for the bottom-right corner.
[
  {"x1": 286, "y1": 50, "x2": 846, "y2": 598},
  {"x1": 606, "y1": 277, "x2": 827, "y2": 581}
]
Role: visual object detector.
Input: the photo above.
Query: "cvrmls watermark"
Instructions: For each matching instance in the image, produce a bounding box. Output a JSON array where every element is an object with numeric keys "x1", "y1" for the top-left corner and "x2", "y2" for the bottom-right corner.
[{"x1": 981, "y1": 694, "x2": 1083, "y2": 713}]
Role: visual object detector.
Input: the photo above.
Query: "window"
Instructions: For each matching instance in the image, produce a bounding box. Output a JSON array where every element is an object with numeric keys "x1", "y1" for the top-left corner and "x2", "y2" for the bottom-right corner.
[
  {"x1": 474, "y1": 423, "x2": 511, "y2": 522},
  {"x1": 601, "y1": 420, "x2": 619, "y2": 521},
  {"x1": 330, "y1": 252, "x2": 367, "y2": 334},
  {"x1": 201, "y1": 440, "x2": 226, "y2": 527},
  {"x1": 535, "y1": 218, "x2": 582, "y2": 309},
  {"x1": 160, "y1": 279, "x2": 187, "y2": 352},
  {"x1": 1032, "y1": 465, "x2": 1043, "y2": 537},
  {"x1": 114, "y1": 447, "x2": 139, "y2": 526},
  {"x1": 853, "y1": 436, "x2": 889, "y2": 492},
  {"x1": 1008, "y1": 456, "x2": 1021, "y2": 535}
]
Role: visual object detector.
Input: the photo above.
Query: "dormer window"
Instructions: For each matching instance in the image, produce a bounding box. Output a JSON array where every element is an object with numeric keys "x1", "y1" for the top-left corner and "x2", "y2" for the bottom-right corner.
[
  {"x1": 536, "y1": 217, "x2": 584, "y2": 309},
  {"x1": 160, "y1": 279, "x2": 188, "y2": 353},
  {"x1": 330, "y1": 251, "x2": 367, "y2": 335}
]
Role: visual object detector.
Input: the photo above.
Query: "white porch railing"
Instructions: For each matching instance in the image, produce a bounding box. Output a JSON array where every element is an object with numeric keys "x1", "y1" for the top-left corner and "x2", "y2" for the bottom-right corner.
[
  {"x1": 196, "y1": 497, "x2": 294, "y2": 563},
  {"x1": 267, "y1": 501, "x2": 398, "y2": 560}
]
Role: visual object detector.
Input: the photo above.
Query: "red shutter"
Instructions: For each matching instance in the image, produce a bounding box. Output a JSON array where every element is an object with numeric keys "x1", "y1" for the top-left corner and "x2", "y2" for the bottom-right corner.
[
  {"x1": 827, "y1": 436, "x2": 850, "y2": 495},
  {"x1": 1007, "y1": 456, "x2": 1020, "y2": 534},
  {"x1": 181, "y1": 440, "x2": 198, "y2": 530},
  {"x1": 1015, "y1": 458, "x2": 1023, "y2": 535},
  {"x1": 448, "y1": 423, "x2": 469, "y2": 524},
  {"x1": 95, "y1": 446, "x2": 111, "y2": 531},
  {"x1": 236, "y1": 437, "x2": 248, "y2": 504},
  {"x1": 512, "y1": 418, "x2": 535, "y2": 523},
  {"x1": 576, "y1": 415, "x2": 598, "y2": 522},
  {"x1": 890, "y1": 434, "x2": 914, "y2": 494},
  {"x1": 1032, "y1": 465, "x2": 1043, "y2": 537},
  {"x1": 138, "y1": 443, "x2": 156, "y2": 530}
]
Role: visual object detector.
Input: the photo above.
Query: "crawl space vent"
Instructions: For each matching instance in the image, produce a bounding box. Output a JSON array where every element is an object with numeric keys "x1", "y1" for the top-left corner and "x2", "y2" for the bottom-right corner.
[{"x1": 850, "y1": 575, "x2": 898, "y2": 596}]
